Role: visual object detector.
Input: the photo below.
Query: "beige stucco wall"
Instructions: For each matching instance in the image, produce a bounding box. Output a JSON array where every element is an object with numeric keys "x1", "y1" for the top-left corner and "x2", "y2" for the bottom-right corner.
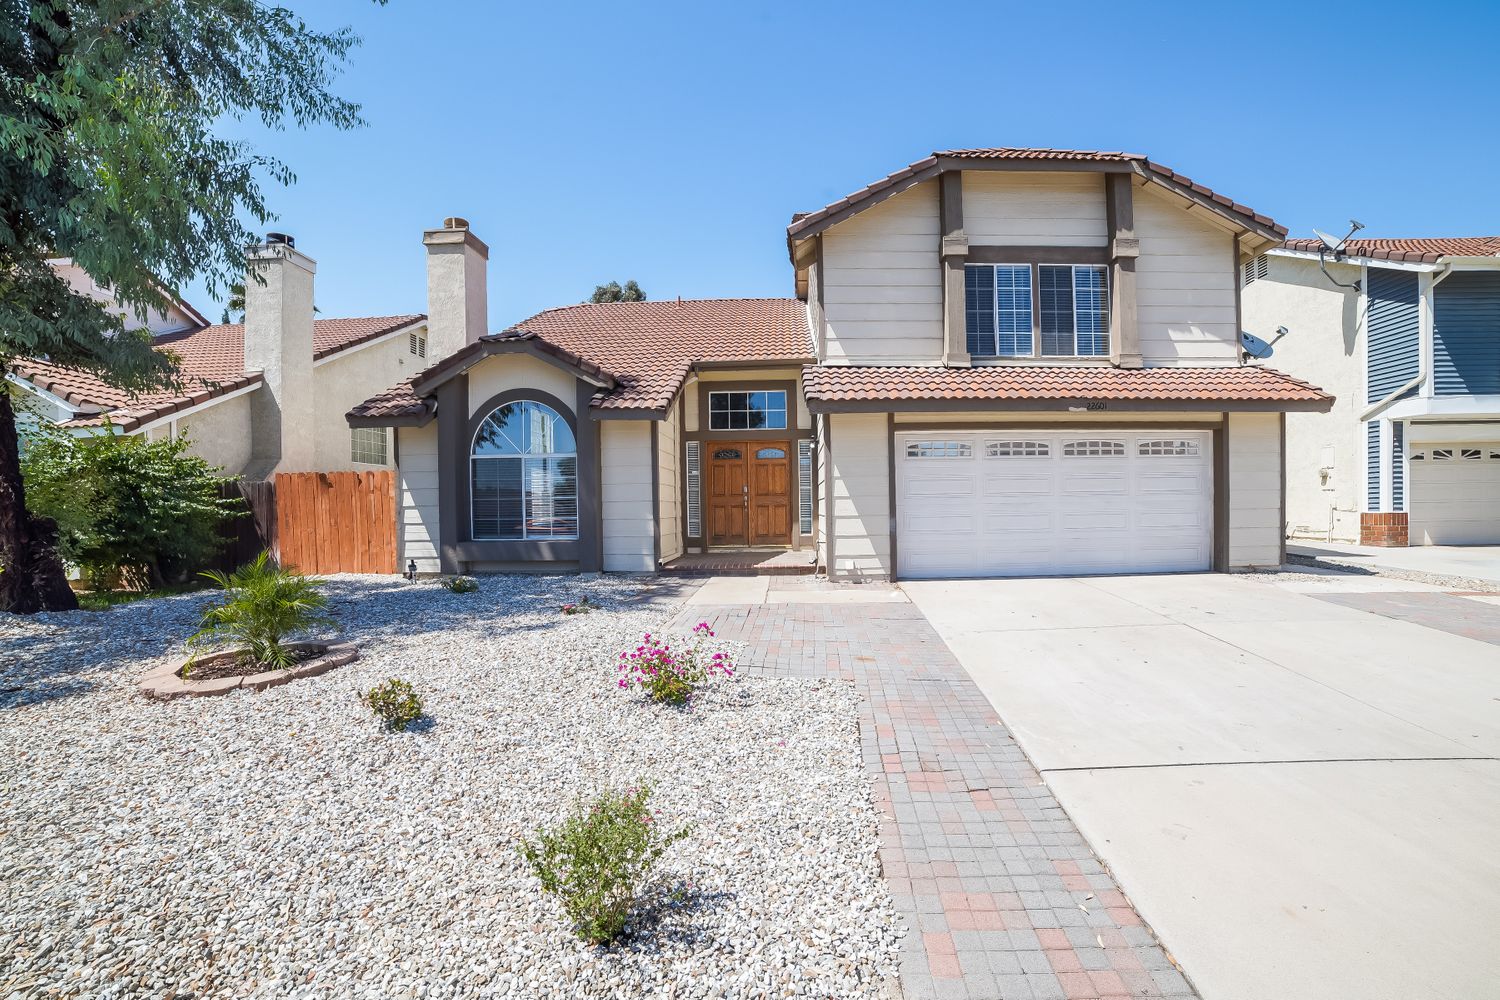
[
  {"x1": 1227, "y1": 411, "x2": 1284, "y2": 567},
  {"x1": 313, "y1": 326, "x2": 426, "y2": 471},
  {"x1": 826, "y1": 412, "x2": 892, "y2": 579},
  {"x1": 602, "y1": 420, "x2": 655, "y2": 572},
  {"x1": 395, "y1": 422, "x2": 441, "y2": 573},
  {"x1": 1134, "y1": 185, "x2": 1240, "y2": 366},
  {"x1": 467, "y1": 352, "x2": 579, "y2": 420},
  {"x1": 1242, "y1": 254, "x2": 1366, "y2": 540},
  {"x1": 820, "y1": 182, "x2": 943, "y2": 365},
  {"x1": 173, "y1": 392, "x2": 254, "y2": 475},
  {"x1": 964, "y1": 171, "x2": 1108, "y2": 247}
]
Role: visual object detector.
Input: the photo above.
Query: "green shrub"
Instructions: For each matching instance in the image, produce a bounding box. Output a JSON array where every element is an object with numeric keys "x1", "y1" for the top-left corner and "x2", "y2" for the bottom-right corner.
[
  {"x1": 520, "y1": 784, "x2": 691, "y2": 944},
  {"x1": 444, "y1": 575, "x2": 479, "y2": 593},
  {"x1": 20, "y1": 426, "x2": 242, "y2": 588},
  {"x1": 189, "y1": 552, "x2": 335, "y2": 668},
  {"x1": 561, "y1": 595, "x2": 595, "y2": 615},
  {"x1": 363, "y1": 678, "x2": 423, "y2": 731}
]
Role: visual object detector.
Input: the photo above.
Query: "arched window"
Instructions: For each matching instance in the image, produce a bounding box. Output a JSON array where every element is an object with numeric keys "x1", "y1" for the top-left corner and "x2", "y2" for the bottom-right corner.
[{"x1": 471, "y1": 400, "x2": 578, "y2": 540}]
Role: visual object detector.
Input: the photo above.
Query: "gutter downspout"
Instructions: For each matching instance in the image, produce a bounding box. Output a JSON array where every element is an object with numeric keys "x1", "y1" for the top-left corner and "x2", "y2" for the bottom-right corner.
[{"x1": 1358, "y1": 260, "x2": 1455, "y2": 422}]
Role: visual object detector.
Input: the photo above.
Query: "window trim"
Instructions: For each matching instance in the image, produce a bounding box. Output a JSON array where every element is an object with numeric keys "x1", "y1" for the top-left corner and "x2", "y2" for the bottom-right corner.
[{"x1": 469, "y1": 398, "x2": 580, "y2": 542}]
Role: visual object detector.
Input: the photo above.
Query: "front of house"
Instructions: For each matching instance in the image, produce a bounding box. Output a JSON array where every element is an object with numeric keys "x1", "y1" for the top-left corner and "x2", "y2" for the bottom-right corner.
[
  {"x1": 352, "y1": 150, "x2": 1332, "y2": 579},
  {"x1": 1243, "y1": 237, "x2": 1500, "y2": 546}
]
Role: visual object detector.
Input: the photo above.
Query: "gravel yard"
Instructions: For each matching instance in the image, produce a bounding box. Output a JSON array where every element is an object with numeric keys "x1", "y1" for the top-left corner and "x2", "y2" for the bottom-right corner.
[{"x1": 0, "y1": 576, "x2": 901, "y2": 999}]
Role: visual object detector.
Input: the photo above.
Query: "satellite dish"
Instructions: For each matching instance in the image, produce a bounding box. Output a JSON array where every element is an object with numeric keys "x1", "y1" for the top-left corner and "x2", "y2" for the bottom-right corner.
[
  {"x1": 1240, "y1": 331, "x2": 1275, "y2": 360},
  {"x1": 1312, "y1": 228, "x2": 1344, "y2": 251}
]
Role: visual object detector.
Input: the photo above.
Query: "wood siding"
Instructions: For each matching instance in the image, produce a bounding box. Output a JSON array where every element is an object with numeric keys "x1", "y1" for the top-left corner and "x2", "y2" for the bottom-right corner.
[
  {"x1": 827, "y1": 412, "x2": 892, "y2": 578},
  {"x1": 276, "y1": 470, "x2": 397, "y2": 574},
  {"x1": 601, "y1": 420, "x2": 655, "y2": 571},
  {"x1": 397, "y1": 423, "x2": 441, "y2": 573},
  {"x1": 821, "y1": 182, "x2": 943, "y2": 365},
  {"x1": 1133, "y1": 186, "x2": 1240, "y2": 365},
  {"x1": 1228, "y1": 412, "x2": 1283, "y2": 567},
  {"x1": 657, "y1": 407, "x2": 683, "y2": 562},
  {"x1": 963, "y1": 172, "x2": 1108, "y2": 247}
]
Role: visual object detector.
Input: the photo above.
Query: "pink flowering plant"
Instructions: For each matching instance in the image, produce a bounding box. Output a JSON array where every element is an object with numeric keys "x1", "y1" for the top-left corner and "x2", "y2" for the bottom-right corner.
[
  {"x1": 519, "y1": 783, "x2": 691, "y2": 944},
  {"x1": 616, "y1": 622, "x2": 734, "y2": 706}
]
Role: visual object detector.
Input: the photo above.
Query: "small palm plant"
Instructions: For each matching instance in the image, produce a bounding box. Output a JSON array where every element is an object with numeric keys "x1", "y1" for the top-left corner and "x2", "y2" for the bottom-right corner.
[{"x1": 190, "y1": 552, "x2": 336, "y2": 669}]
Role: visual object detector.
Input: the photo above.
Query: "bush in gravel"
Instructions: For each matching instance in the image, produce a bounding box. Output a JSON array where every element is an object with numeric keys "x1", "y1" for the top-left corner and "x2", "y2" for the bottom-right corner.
[
  {"x1": 363, "y1": 678, "x2": 423, "y2": 731},
  {"x1": 444, "y1": 575, "x2": 479, "y2": 594},
  {"x1": 617, "y1": 622, "x2": 734, "y2": 706},
  {"x1": 561, "y1": 595, "x2": 596, "y2": 615},
  {"x1": 519, "y1": 784, "x2": 691, "y2": 944},
  {"x1": 189, "y1": 553, "x2": 335, "y2": 669}
]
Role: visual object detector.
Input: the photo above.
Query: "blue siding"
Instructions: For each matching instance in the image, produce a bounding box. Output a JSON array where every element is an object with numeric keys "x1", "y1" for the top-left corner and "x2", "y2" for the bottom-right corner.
[
  {"x1": 1434, "y1": 271, "x2": 1500, "y2": 395},
  {"x1": 1391, "y1": 422, "x2": 1404, "y2": 512},
  {"x1": 1366, "y1": 269, "x2": 1420, "y2": 404},
  {"x1": 1366, "y1": 422, "x2": 1380, "y2": 510}
]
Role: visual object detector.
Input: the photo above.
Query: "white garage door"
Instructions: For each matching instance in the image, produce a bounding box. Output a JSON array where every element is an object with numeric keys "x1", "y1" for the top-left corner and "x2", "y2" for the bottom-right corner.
[
  {"x1": 897, "y1": 430, "x2": 1213, "y2": 578},
  {"x1": 1408, "y1": 444, "x2": 1500, "y2": 545}
]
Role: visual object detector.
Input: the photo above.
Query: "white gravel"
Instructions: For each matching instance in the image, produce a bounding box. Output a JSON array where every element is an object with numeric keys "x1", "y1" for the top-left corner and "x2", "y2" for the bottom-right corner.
[{"x1": 0, "y1": 576, "x2": 902, "y2": 999}]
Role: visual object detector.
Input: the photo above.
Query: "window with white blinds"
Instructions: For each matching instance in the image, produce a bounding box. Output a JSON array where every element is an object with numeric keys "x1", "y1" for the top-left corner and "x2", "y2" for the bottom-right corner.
[{"x1": 471, "y1": 400, "x2": 578, "y2": 539}]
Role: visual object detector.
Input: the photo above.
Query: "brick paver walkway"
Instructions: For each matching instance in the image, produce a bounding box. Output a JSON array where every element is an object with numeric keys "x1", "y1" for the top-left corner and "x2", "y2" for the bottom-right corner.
[{"x1": 676, "y1": 600, "x2": 1196, "y2": 1000}]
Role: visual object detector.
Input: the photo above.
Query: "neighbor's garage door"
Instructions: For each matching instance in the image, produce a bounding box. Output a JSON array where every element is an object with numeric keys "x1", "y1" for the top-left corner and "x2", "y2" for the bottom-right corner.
[
  {"x1": 897, "y1": 430, "x2": 1213, "y2": 578},
  {"x1": 1408, "y1": 443, "x2": 1500, "y2": 545}
]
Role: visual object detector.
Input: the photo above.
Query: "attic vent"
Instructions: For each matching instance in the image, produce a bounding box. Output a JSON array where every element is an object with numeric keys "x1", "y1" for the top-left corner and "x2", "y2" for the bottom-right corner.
[
  {"x1": 409, "y1": 331, "x2": 427, "y2": 359},
  {"x1": 1242, "y1": 254, "x2": 1269, "y2": 286}
]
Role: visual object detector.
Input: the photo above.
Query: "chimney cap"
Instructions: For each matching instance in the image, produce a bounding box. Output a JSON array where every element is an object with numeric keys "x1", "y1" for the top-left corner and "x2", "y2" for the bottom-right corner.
[
  {"x1": 443, "y1": 217, "x2": 469, "y2": 231},
  {"x1": 265, "y1": 231, "x2": 295, "y2": 248}
]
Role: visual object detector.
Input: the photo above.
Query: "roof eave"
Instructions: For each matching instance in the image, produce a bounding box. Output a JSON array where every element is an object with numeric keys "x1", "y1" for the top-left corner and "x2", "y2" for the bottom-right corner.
[
  {"x1": 346, "y1": 407, "x2": 434, "y2": 429},
  {"x1": 805, "y1": 395, "x2": 1334, "y2": 415}
]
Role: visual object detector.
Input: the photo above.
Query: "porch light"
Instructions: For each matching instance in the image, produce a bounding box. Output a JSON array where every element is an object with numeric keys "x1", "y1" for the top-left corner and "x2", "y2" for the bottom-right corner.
[{"x1": 406, "y1": 559, "x2": 418, "y2": 581}]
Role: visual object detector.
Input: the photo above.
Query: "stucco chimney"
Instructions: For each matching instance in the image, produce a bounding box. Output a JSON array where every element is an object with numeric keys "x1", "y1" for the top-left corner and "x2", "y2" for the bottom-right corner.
[
  {"x1": 243, "y1": 235, "x2": 317, "y2": 474},
  {"x1": 423, "y1": 217, "x2": 489, "y2": 359}
]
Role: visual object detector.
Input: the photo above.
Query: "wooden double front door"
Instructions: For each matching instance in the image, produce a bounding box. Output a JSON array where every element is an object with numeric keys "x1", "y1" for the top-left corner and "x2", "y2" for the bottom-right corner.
[{"x1": 706, "y1": 441, "x2": 792, "y2": 546}]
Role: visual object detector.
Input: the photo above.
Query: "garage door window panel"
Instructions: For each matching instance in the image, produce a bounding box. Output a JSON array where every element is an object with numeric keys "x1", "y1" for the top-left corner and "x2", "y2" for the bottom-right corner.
[{"x1": 906, "y1": 441, "x2": 973, "y2": 459}]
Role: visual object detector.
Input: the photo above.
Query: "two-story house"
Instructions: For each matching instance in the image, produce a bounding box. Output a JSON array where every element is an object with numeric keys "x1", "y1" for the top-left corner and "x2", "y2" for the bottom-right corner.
[
  {"x1": 8, "y1": 244, "x2": 429, "y2": 479},
  {"x1": 1243, "y1": 237, "x2": 1500, "y2": 546},
  {"x1": 350, "y1": 149, "x2": 1331, "y2": 579}
]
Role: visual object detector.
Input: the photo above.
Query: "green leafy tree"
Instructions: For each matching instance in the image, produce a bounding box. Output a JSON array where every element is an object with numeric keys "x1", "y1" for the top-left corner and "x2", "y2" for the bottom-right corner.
[
  {"x1": 0, "y1": 1, "x2": 382, "y2": 612},
  {"x1": 588, "y1": 280, "x2": 646, "y2": 303},
  {"x1": 21, "y1": 429, "x2": 244, "y2": 589}
]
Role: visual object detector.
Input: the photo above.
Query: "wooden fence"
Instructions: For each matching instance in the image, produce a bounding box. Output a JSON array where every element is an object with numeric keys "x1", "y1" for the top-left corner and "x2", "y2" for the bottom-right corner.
[
  {"x1": 274, "y1": 470, "x2": 397, "y2": 575},
  {"x1": 206, "y1": 478, "x2": 276, "y2": 575}
]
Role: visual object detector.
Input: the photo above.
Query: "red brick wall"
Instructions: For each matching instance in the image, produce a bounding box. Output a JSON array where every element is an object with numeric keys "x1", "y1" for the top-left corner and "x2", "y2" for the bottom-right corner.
[{"x1": 1360, "y1": 512, "x2": 1408, "y2": 547}]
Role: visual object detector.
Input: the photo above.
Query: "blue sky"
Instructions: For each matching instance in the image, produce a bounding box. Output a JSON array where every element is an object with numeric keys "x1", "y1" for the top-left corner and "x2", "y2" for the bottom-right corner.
[{"x1": 187, "y1": 0, "x2": 1498, "y2": 326}]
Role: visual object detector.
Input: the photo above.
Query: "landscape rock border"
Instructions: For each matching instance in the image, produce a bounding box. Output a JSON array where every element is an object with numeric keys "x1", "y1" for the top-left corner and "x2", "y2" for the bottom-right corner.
[{"x1": 138, "y1": 641, "x2": 359, "y2": 700}]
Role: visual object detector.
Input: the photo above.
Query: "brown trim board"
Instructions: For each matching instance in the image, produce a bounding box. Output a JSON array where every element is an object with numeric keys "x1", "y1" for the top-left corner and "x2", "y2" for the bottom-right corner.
[
  {"x1": 886, "y1": 412, "x2": 898, "y2": 581},
  {"x1": 1213, "y1": 416, "x2": 1230, "y2": 571},
  {"x1": 650, "y1": 420, "x2": 661, "y2": 567},
  {"x1": 966, "y1": 245, "x2": 1111, "y2": 266}
]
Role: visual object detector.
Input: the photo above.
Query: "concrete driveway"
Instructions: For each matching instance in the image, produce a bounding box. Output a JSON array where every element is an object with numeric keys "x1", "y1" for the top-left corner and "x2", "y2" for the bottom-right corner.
[{"x1": 903, "y1": 573, "x2": 1500, "y2": 1000}]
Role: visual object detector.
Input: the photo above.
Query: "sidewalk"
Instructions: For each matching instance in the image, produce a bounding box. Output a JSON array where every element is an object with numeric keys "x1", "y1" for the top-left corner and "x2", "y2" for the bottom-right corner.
[{"x1": 1288, "y1": 541, "x2": 1500, "y2": 586}]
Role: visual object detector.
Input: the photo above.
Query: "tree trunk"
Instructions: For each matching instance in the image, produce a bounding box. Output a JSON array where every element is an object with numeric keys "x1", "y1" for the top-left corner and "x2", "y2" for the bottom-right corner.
[{"x1": 0, "y1": 390, "x2": 78, "y2": 613}]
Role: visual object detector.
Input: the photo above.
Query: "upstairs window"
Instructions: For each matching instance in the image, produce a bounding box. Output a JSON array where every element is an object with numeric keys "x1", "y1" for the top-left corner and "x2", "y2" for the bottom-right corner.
[
  {"x1": 709, "y1": 390, "x2": 787, "y2": 430},
  {"x1": 965, "y1": 264, "x2": 1033, "y2": 357},
  {"x1": 1041, "y1": 264, "x2": 1110, "y2": 357},
  {"x1": 965, "y1": 262, "x2": 1109, "y2": 358}
]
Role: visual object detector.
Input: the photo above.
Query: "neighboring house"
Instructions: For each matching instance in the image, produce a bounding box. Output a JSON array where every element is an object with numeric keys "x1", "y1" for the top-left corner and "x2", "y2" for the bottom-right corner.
[
  {"x1": 8, "y1": 243, "x2": 429, "y2": 479},
  {"x1": 351, "y1": 149, "x2": 1332, "y2": 579},
  {"x1": 1243, "y1": 237, "x2": 1500, "y2": 546}
]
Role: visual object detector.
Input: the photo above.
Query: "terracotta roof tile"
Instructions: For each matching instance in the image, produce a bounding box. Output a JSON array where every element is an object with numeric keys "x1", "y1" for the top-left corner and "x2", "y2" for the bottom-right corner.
[
  {"x1": 350, "y1": 298, "x2": 813, "y2": 422},
  {"x1": 786, "y1": 148, "x2": 1286, "y2": 244},
  {"x1": 11, "y1": 314, "x2": 423, "y2": 432},
  {"x1": 1280, "y1": 236, "x2": 1500, "y2": 264},
  {"x1": 801, "y1": 364, "x2": 1331, "y2": 408}
]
